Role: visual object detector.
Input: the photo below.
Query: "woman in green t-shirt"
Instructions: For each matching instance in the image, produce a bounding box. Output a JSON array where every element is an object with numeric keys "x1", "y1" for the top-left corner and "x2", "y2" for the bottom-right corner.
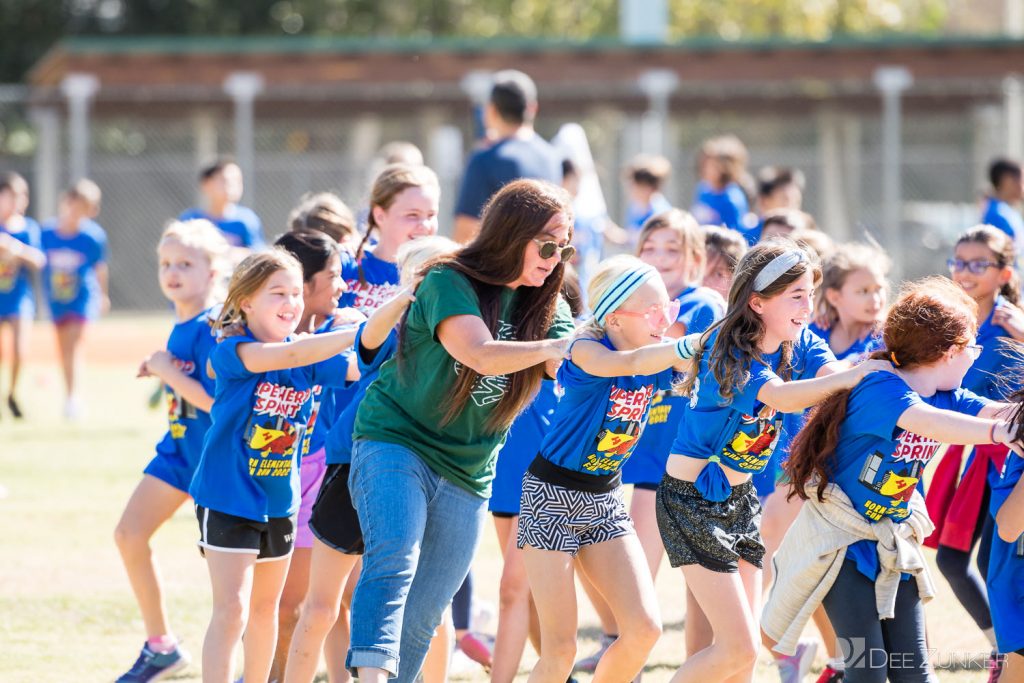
[{"x1": 345, "y1": 179, "x2": 577, "y2": 682}]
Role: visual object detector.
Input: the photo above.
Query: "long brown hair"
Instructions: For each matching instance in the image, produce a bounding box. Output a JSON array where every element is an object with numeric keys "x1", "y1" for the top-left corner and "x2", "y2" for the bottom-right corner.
[
  {"x1": 677, "y1": 240, "x2": 821, "y2": 401},
  {"x1": 787, "y1": 277, "x2": 978, "y2": 502},
  {"x1": 398, "y1": 179, "x2": 572, "y2": 432},
  {"x1": 956, "y1": 224, "x2": 1020, "y2": 305}
]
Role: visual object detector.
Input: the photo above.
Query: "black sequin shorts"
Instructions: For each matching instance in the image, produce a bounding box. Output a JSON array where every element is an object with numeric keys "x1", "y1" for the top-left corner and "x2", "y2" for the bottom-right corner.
[{"x1": 655, "y1": 474, "x2": 764, "y2": 573}]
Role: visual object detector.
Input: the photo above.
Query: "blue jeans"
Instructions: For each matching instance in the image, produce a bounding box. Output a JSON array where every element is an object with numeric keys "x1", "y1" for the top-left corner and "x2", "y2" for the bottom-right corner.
[{"x1": 346, "y1": 439, "x2": 487, "y2": 680}]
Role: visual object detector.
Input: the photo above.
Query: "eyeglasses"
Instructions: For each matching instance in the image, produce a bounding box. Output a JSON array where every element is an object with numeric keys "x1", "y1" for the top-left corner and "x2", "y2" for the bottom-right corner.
[
  {"x1": 533, "y1": 239, "x2": 576, "y2": 263},
  {"x1": 947, "y1": 258, "x2": 999, "y2": 274},
  {"x1": 964, "y1": 343, "x2": 983, "y2": 360},
  {"x1": 612, "y1": 300, "x2": 682, "y2": 331}
]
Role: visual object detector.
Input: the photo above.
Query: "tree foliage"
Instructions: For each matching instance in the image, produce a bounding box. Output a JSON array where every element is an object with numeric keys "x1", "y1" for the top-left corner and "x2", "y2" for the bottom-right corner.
[{"x1": 0, "y1": 0, "x2": 953, "y2": 83}]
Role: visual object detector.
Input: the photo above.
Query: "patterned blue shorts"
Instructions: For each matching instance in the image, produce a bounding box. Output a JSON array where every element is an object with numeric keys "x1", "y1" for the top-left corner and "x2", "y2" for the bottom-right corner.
[{"x1": 516, "y1": 472, "x2": 634, "y2": 556}]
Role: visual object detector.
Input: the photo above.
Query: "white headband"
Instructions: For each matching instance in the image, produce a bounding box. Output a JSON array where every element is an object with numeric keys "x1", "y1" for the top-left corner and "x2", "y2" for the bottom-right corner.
[
  {"x1": 592, "y1": 264, "x2": 659, "y2": 325},
  {"x1": 753, "y1": 250, "x2": 806, "y2": 292}
]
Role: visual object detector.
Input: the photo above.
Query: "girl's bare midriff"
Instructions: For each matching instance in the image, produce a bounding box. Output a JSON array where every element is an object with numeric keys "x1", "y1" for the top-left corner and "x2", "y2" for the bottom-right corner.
[{"x1": 665, "y1": 453, "x2": 753, "y2": 486}]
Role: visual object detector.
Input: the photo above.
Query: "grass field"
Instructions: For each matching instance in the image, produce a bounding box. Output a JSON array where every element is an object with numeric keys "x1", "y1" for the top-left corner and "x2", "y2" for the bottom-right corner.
[{"x1": 0, "y1": 315, "x2": 996, "y2": 682}]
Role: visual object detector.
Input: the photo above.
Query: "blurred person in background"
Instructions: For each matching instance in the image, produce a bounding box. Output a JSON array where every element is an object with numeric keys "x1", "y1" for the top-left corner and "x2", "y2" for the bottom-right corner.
[{"x1": 453, "y1": 70, "x2": 562, "y2": 244}]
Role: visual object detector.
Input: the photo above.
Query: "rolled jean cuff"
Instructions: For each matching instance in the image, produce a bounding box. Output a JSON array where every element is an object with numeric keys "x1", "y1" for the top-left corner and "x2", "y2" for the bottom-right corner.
[{"x1": 346, "y1": 646, "x2": 399, "y2": 678}]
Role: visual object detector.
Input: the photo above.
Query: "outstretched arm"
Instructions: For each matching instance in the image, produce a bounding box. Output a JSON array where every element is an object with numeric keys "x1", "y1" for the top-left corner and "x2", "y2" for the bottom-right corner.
[
  {"x1": 139, "y1": 350, "x2": 215, "y2": 413},
  {"x1": 996, "y1": 465, "x2": 1024, "y2": 542},
  {"x1": 437, "y1": 314, "x2": 567, "y2": 376},
  {"x1": 896, "y1": 403, "x2": 1016, "y2": 447},
  {"x1": 569, "y1": 334, "x2": 700, "y2": 378},
  {"x1": 757, "y1": 359, "x2": 891, "y2": 414},
  {"x1": 361, "y1": 287, "x2": 415, "y2": 351},
  {"x1": 236, "y1": 328, "x2": 358, "y2": 374}
]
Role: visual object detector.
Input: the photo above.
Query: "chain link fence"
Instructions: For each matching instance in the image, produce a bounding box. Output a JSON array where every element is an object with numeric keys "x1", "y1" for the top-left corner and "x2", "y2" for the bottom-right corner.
[{"x1": 0, "y1": 89, "x2": 1003, "y2": 311}]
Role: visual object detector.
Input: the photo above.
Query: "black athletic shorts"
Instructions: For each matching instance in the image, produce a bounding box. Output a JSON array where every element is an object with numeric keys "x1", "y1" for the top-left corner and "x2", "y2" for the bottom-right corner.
[
  {"x1": 195, "y1": 504, "x2": 296, "y2": 561},
  {"x1": 308, "y1": 463, "x2": 364, "y2": 555}
]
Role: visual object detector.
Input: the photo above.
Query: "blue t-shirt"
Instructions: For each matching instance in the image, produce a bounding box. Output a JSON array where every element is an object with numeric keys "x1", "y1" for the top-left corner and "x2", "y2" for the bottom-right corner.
[
  {"x1": 691, "y1": 181, "x2": 749, "y2": 231},
  {"x1": 672, "y1": 327, "x2": 834, "y2": 475},
  {"x1": 40, "y1": 221, "x2": 107, "y2": 320},
  {"x1": 490, "y1": 379, "x2": 559, "y2": 513},
  {"x1": 981, "y1": 197, "x2": 1024, "y2": 243},
  {"x1": 807, "y1": 322, "x2": 883, "y2": 364},
  {"x1": 738, "y1": 214, "x2": 763, "y2": 246},
  {"x1": 454, "y1": 134, "x2": 563, "y2": 220},
  {"x1": 539, "y1": 336, "x2": 672, "y2": 478},
  {"x1": 623, "y1": 286, "x2": 725, "y2": 486},
  {"x1": 325, "y1": 323, "x2": 398, "y2": 466},
  {"x1": 0, "y1": 217, "x2": 41, "y2": 317},
  {"x1": 340, "y1": 249, "x2": 401, "y2": 317},
  {"x1": 988, "y1": 453, "x2": 1024, "y2": 654},
  {"x1": 624, "y1": 193, "x2": 673, "y2": 236},
  {"x1": 301, "y1": 320, "x2": 355, "y2": 457},
  {"x1": 963, "y1": 296, "x2": 1019, "y2": 401},
  {"x1": 751, "y1": 327, "x2": 837, "y2": 497},
  {"x1": 152, "y1": 308, "x2": 219, "y2": 474},
  {"x1": 180, "y1": 205, "x2": 264, "y2": 248},
  {"x1": 189, "y1": 333, "x2": 350, "y2": 521},
  {"x1": 830, "y1": 372, "x2": 988, "y2": 579}
]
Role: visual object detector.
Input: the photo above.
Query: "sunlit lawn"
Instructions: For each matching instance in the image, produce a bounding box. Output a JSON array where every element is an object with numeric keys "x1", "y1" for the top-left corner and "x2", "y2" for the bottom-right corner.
[{"x1": 0, "y1": 316, "x2": 992, "y2": 681}]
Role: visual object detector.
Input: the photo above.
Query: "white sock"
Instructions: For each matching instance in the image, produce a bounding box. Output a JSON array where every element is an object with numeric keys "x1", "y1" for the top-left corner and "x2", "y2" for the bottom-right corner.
[{"x1": 827, "y1": 657, "x2": 846, "y2": 671}]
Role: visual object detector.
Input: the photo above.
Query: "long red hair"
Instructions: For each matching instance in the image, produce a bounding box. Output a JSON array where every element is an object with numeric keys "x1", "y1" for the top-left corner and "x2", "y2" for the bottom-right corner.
[{"x1": 786, "y1": 277, "x2": 978, "y2": 502}]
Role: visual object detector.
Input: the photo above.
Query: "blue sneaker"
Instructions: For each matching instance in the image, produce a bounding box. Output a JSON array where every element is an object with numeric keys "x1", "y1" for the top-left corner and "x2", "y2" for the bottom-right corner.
[{"x1": 116, "y1": 643, "x2": 190, "y2": 682}]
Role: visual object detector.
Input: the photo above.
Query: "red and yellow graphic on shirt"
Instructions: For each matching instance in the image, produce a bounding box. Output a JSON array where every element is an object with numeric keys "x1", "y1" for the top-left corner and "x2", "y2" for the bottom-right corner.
[
  {"x1": 50, "y1": 269, "x2": 78, "y2": 303},
  {"x1": 581, "y1": 384, "x2": 656, "y2": 473},
  {"x1": 244, "y1": 381, "x2": 313, "y2": 476},
  {"x1": 0, "y1": 258, "x2": 17, "y2": 292},
  {"x1": 721, "y1": 405, "x2": 782, "y2": 471},
  {"x1": 857, "y1": 430, "x2": 933, "y2": 520},
  {"x1": 167, "y1": 357, "x2": 198, "y2": 439}
]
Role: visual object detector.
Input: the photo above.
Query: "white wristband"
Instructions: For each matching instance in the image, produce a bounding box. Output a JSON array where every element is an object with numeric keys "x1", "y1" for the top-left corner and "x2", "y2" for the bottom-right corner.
[{"x1": 675, "y1": 333, "x2": 700, "y2": 360}]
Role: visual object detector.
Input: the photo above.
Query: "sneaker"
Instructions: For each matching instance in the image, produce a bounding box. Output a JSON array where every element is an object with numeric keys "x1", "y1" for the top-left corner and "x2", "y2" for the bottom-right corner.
[
  {"x1": 776, "y1": 639, "x2": 818, "y2": 683},
  {"x1": 7, "y1": 395, "x2": 22, "y2": 419},
  {"x1": 573, "y1": 633, "x2": 617, "y2": 673},
  {"x1": 988, "y1": 650, "x2": 1005, "y2": 683},
  {"x1": 458, "y1": 632, "x2": 493, "y2": 670},
  {"x1": 815, "y1": 665, "x2": 845, "y2": 683},
  {"x1": 116, "y1": 642, "x2": 190, "y2": 682},
  {"x1": 64, "y1": 396, "x2": 82, "y2": 420}
]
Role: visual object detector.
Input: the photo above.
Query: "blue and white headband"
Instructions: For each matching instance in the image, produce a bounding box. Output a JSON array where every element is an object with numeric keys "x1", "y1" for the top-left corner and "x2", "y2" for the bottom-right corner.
[
  {"x1": 593, "y1": 264, "x2": 659, "y2": 326},
  {"x1": 753, "y1": 249, "x2": 807, "y2": 292}
]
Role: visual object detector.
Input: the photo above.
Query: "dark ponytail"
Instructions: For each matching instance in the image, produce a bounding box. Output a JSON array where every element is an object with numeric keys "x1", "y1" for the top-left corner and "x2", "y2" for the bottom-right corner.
[{"x1": 274, "y1": 230, "x2": 338, "y2": 282}]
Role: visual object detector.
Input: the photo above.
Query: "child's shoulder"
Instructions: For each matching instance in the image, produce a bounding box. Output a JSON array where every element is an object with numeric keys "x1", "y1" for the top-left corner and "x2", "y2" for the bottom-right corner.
[
  {"x1": 850, "y1": 370, "x2": 909, "y2": 401},
  {"x1": 80, "y1": 219, "x2": 107, "y2": 241}
]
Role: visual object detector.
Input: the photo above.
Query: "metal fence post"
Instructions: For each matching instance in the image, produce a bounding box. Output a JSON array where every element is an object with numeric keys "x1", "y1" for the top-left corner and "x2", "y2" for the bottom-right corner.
[
  {"x1": 61, "y1": 73, "x2": 99, "y2": 182},
  {"x1": 873, "y1": 66, "x2": 913, "y2": 276},
  {"x1": 637, "y1": 69, "x2": 679, "y2": 156},
  {"x1": 223, "y1": 72, "x2": 264, "y2": 202},
  {"x1": 1004, "y1": 74, "x2": 1024, "y2": 162},
  {"x1": 30, "y1": 106, "x2": 60, "y2": 219}
]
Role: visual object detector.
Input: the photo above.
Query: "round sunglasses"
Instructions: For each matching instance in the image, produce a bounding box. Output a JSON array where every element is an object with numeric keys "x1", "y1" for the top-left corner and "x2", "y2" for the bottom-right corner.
[{"x1": 533, "y1": 238, "x2": 576, "y2": 263}]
